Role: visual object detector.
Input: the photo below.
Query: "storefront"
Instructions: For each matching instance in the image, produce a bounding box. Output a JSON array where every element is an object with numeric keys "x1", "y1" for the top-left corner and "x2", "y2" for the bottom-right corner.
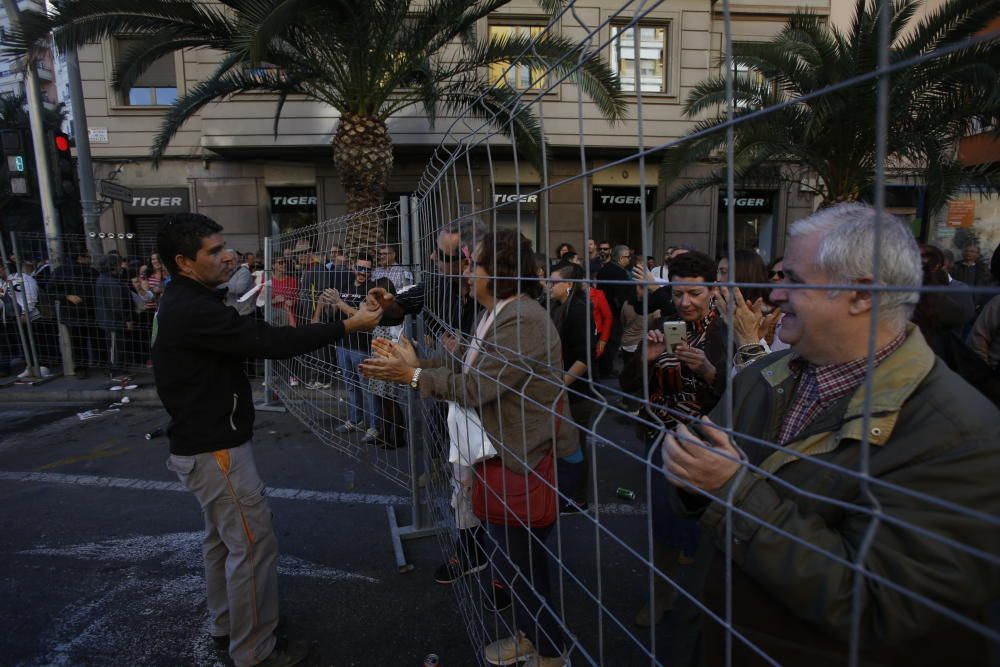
[
  {"x1": 715, "y1": 189, "x2": 777, "y2": 263},
  {"x1": 492, "y1": 187, "x2": 540, "y2": 248},
  {"x1": 591, "y1": 185, "x2": 656, "y2": 249},
  {"x1": 124, "y1": 187, "x2": 191, "y2": 258},
  {"x1": 268, "y1": 186, "x2": 318, "y2": 235}
]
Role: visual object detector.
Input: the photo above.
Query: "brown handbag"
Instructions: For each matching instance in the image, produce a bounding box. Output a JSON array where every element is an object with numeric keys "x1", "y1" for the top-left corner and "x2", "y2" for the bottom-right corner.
[
  {"x1": 471, "y1": 397, "x2": 564, "y2": 528},
  {"x1": 471, "y1": 451, "x2": 557, "y2": 528}
]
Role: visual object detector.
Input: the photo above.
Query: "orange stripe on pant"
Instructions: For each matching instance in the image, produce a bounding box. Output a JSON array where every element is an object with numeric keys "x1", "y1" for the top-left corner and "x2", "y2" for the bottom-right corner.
[{"x1": 214, "y1": 449, "x2": 255, "y2": 544}]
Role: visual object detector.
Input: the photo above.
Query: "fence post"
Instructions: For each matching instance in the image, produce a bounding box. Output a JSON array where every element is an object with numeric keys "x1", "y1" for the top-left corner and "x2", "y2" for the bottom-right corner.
[
  {"x1": 255, "y1": 235, "x2": 286, "y2": 413},
  {"x1": 385, "y1": 197, "x2": 441, "y2": 573},
  {"x1": 9, "y1": 233, "x2": 45, "y2": 380}
]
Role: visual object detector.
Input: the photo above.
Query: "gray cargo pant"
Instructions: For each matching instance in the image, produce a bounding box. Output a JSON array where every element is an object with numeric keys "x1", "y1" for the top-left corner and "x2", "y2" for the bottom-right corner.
[{"x1": 166, "y1": 441, "x2": 279, "y2": 667}]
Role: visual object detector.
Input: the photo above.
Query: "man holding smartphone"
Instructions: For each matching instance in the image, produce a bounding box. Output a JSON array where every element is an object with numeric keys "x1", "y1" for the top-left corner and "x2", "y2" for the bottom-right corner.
[{"x1": 662, "y1": 204, "x2": 1000, "y2": 665}]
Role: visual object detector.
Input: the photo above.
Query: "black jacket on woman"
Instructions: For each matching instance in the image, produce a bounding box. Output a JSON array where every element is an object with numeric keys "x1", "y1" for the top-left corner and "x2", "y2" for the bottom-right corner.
[{"x1": 553, "y1": 292, "x2": 600, "y2": 402}]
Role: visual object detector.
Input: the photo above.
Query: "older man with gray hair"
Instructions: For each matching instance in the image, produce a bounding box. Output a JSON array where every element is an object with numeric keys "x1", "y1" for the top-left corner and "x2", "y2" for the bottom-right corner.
[
  {"x1": 662, "y1": 203, "x2": 1000, "y2": 666},
  {"x1": 221, "y1": 249, "x2": 256, "y2": 316}
]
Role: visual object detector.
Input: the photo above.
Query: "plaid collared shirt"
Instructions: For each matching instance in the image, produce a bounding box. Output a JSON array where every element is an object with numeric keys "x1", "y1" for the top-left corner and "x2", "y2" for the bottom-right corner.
[{"x1": 777, "y1": 333, "x2": 906, "y2": 445}]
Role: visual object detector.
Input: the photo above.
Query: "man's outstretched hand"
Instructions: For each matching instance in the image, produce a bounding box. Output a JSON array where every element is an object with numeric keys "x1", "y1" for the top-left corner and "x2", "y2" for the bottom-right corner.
[
  {"x1": 344, "y1": 301, "x2": 382, "y2": 333},
  {"x1": 367, "y1": 287, "x2": 395, "y2": 310}
]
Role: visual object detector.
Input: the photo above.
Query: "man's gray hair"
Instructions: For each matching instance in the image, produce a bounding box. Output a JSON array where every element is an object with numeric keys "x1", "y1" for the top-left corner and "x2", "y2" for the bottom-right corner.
[
  {"x1": 443, "y1": 216, "x2": 489, "y2": 251},
  {"x1": 612, "y1": 244, "x2": 630, "y2": 261},
  {"x1": 789, "y1": 202, "x2": 922, "y2": 326}
]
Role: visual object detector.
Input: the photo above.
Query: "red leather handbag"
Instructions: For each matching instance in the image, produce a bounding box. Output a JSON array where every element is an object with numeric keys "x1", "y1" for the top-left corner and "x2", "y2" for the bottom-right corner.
[{"x1": 472, "y1": 451, "x2": 557, "y2": 528}]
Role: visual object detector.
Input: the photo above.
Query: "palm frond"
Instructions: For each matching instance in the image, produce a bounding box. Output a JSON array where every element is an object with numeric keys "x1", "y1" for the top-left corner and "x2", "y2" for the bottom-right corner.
[
  {"x1": 440, "y1": 85, "x2": 548, "y2": 172},
  {"x1": 459, "y1": 32, "x2": 626, "y2": 122},
  {"x1": 228, "y1": 0, "x2": 313, "y2": 65},
  {"x1": 150, "y1": 67, "x2": 296, "y2": 164},
  {"x1": 47, "y1": 0, "x2": 233, "y2": 54}
]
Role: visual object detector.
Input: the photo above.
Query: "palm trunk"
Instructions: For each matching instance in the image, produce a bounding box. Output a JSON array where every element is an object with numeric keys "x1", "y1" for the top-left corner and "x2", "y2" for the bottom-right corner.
[{"x1": 332, "y1": 111, "x2": 393, "y2": 251}]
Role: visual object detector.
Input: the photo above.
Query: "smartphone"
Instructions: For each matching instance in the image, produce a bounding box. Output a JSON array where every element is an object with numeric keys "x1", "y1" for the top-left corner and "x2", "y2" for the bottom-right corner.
[{"x1": 663, "y1": 320, "x2": 686, "y2": 352}]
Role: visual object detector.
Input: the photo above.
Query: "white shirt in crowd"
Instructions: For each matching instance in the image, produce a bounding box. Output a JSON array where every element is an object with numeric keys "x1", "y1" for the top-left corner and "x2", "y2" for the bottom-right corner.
[{"x1": 4, "y1": 272, "x2": 40, "y2": 321}]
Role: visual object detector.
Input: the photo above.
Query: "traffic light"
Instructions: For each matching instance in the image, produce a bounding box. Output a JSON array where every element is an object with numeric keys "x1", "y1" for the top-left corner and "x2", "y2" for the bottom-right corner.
[
  {"x1": 48, "y1": 130, "x2": 77, "y2": 202},
  {"x1": 0, "y1": 129, "x2": 31, "y2": 197}
]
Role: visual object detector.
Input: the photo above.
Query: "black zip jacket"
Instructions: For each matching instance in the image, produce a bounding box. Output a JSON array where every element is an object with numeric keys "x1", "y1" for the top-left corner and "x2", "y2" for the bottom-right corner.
[{"x1": 152, "y1": 274, "x2": 347, "y2": 455}]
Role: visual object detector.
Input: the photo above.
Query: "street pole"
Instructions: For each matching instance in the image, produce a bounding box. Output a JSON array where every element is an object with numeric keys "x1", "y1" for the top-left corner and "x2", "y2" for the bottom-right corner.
[
  {"x1": 2, "y1": 0, "x2": 62, "y2": 267},
  {"x1": 65, "y1": 45, "x2": 103, "y2": 259}
]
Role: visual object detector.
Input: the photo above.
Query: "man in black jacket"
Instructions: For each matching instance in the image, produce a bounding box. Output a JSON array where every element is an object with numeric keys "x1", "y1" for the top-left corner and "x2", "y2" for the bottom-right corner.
[{"x1": 152, "y1": 214, "x2": 381, "y2": 667}]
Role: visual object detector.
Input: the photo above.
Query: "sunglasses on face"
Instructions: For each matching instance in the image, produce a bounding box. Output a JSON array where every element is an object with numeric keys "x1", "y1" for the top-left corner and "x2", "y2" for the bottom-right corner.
[
  {"x1": 356, "y1": 265, "x2": 371, "y2": 272},
  {"x1": 599, "y1": 247, "x2": 610, "y2": 252},
  {"x1": 769, "y1": 270, "x2": 785, "y2": 279}
]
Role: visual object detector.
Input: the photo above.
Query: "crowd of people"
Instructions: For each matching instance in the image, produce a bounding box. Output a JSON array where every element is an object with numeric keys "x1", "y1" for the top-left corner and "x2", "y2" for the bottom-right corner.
[
  {"x1": 14, "y1": 204, "x2": 997, "y2": 667},
  {"x1": 0, "y1": 247, "x2": 177, "y2": 379},
  {"x1": 355, "y1": 208, "x2": 999, "y2": 666}
]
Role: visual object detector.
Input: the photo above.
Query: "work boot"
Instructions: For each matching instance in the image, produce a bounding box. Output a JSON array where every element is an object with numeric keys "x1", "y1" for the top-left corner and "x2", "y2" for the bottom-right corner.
[
  {"x1": 256, "y1": 639, "x2": 309, "y2": 667},
  {"x1": 634, "y1": 545, "x2": 680, "y2": 628}
]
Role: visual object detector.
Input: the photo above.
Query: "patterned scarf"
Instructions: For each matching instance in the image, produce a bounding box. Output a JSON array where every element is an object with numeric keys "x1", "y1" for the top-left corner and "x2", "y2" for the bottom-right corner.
[{"x1": 649, "y1": 304, "x2": 718, "y2": 428}]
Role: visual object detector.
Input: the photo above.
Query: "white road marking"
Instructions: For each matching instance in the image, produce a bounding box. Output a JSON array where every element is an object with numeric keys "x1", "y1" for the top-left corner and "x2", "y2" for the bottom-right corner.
[
  {"x1": 0, "y1": 469, "x2": 647, "y2": 516},
  {"x1": 20, "y1": 531, "x2": 378, "y2": 584},
  {"x1": 17, "y1": 531, "x2": 377, "y2": 666},
  {"x1": 0, "y1": 470, "x2": 409, "y2": 505}
]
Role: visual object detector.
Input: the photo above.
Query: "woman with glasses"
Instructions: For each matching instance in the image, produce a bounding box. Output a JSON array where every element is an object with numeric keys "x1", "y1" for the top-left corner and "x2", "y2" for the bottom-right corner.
[{"x1": 361, "y1": 230, "x2": 578, "y2": 666}]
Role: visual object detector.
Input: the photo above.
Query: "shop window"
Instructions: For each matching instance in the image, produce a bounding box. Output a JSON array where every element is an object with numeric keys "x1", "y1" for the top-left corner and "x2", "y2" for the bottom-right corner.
[
  {"x1": 116, "y1": 38, "x2": 178, "y2": 106},
  {"x1": 609, "y1": 23, "x2": 667, "y2": 93},
  {"x1": 489, "y1": 24, "x2": 547, "y2": 90}
]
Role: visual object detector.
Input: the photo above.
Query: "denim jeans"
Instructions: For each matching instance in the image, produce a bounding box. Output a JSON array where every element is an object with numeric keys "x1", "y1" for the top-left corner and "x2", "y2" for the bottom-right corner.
[{"x1": 337, "y1": 346, "x2": 378, "y2": 429}]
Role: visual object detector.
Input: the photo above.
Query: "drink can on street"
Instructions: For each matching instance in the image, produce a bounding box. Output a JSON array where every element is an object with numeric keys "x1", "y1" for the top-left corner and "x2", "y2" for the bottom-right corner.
[{"x1": 616, "y1": 487, "x2": 636, "y2": 501}]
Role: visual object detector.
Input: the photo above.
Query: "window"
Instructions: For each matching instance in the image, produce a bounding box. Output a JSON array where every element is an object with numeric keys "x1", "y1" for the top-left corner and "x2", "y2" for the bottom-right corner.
[
  {"x1": 116, "y1": 38, "x2": 178, "y2": 106},
  {"x1": 724, "y1": 44, "x2": 766, "y2": 109},
  {"x1": 609, "y1": 24, "x2": 667, "y2": 93},
  {"x1": 489, "y1": 24, "x2": 547, "y2": 90}
]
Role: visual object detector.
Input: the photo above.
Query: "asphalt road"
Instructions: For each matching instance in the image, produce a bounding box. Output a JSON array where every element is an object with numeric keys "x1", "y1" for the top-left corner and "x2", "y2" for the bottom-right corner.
[
  {"x1": 0, "y1": 395, "x2": 672, "y2": 666},
  {"x1": 0, "y1": 403, "x2": 477, "y2": 667}
]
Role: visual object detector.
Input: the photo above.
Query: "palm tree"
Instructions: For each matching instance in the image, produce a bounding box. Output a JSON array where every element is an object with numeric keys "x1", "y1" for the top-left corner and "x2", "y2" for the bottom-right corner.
[
  {"x1": 6, "y1": 0, "x2": 625, "y2": 244},
  {"x1": 657, "y1": 0, "x2": 1000, "y2": 217}
]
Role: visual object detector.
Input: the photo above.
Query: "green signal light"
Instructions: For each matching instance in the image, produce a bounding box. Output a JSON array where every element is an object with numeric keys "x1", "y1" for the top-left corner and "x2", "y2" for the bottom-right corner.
[{"x1": 7, "y1": 155, "x2": 24, "y2": 172}]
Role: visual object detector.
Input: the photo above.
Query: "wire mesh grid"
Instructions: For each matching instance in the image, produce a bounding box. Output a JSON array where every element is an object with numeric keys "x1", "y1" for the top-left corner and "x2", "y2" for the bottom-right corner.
[
  {"x1": 394, "y1": 2, "x2": 1000, "y2": 664},
  {"x1": 264, "y1": 203, "x2": 420, "y2": 489},
  {"x1": 0, "y1": 230, "x2": 177, "y2": 381},
  {"x1": 241, "y1": 1, "x2": 999, "y2": 665}
]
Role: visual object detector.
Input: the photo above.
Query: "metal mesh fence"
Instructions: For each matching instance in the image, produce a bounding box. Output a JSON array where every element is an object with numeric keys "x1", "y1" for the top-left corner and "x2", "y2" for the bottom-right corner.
[
  {"x1": 388, "y1": 2, "x2": 1000, "y2": 665},
  {"x1": 265, "y1": 203, "x2": 421, "y2": 489},
  {"x1": 11, "y1": 0, "x2": 992, "y2": 664},
  {"x1": 0, "y1": 231, "x2": 167, "y2": 382}
]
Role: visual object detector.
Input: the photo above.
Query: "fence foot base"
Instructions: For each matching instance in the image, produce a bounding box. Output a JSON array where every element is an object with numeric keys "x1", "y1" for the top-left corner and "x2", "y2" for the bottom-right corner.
[{"x1": 386, "y1": 505, "x2": 443, "y2": 574}]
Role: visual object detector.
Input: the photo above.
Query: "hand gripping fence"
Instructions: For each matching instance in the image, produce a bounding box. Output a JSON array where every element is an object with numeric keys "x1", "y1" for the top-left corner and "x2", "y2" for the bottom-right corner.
[{"x1": 233, "y1": 2, "x2": 1000, "y2": 665}]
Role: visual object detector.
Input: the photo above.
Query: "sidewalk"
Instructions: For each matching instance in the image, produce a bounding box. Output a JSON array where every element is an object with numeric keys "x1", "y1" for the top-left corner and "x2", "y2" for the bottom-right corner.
[{"x1": 0, "y1": 369, "x2": 160, "y2": 403}]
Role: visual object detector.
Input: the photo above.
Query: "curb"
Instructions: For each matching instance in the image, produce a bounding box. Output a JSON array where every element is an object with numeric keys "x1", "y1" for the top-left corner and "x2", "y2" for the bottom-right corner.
[{"x1": 0, "y1": 387, "x2": 162, "y2": 403}]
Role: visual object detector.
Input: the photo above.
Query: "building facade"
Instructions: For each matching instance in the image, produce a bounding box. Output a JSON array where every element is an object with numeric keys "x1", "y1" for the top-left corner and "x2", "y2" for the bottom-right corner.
[{"x1": 68, "y1": 0, "x2": 825, "y2": 262}]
